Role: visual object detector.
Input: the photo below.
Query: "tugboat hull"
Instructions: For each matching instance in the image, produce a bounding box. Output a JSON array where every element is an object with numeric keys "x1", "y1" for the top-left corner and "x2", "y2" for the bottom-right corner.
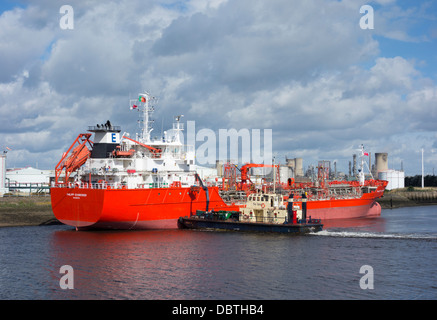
[{"x1": 178, "y1": 216, "x2": 323, "y2": 234}]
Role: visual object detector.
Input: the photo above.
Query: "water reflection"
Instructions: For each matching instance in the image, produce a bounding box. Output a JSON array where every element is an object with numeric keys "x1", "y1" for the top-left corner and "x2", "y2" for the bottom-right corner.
[
  {"x1": 47, "y1": 217, "x2": 389, "y2": 299},
  {"x1": 50, "y1": 229, "x2": 193, "y2": 299},
  {"x1": 49, "y1": 229, "x2": 255, "y2": 299}
]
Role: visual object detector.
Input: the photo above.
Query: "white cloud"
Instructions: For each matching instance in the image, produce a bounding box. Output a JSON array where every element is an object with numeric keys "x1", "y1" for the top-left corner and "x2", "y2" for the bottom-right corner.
[{"x1": 0, "y1": 7, "x2": 54, "y2": 82}]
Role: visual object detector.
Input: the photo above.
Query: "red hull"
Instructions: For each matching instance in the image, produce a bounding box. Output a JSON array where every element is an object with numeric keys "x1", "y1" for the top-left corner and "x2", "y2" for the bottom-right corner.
[
  {"x1": 306, "y1": 198, "x2": 382, "y2": 220},
  {"x1": 303, "y1": 181, "x2": 386, "y2": 220},
  {"x1": 51, "y1": 181, "x2": 387, "y2": 229},
  {"x1": 51, "y1": 186, "x2": 239, "y2": 230}
]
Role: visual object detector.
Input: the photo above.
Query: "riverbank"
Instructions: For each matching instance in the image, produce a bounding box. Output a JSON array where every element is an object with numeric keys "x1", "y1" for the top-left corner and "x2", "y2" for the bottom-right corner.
[
  {"x1": 0, "y1": 195, "x2": 59, "y2": 228},
  {"x1": 378, "y1": 187, "x2": 437, "y2": 209}
]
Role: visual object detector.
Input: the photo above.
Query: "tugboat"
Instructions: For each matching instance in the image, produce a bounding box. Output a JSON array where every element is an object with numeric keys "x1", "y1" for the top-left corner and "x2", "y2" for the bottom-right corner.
[{"x1": 178, "y1": 192, "x2": 323, "y2": 234}]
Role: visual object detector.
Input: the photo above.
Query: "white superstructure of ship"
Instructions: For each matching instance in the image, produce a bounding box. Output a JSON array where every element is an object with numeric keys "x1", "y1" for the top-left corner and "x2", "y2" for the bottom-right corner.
[{"x1": 72, "y1": 92, "x2": 197, "y2": 189}]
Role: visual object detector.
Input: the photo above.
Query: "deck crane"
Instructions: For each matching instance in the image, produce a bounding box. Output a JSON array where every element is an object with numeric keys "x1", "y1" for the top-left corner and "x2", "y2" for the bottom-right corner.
[
  {"x1": 55, "y1": 133, "x2": 93, "y2": 184},
  {"x1": 237, "y1": 163, "x2": 280, "y2": 191}
]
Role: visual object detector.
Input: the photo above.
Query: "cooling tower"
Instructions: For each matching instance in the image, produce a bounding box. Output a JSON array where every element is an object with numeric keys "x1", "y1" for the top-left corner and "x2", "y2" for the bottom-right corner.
[
  {"x1": 375, "y1": 152, "x2": 388, "y2": 172},
  {"x1": 295, "y1": 158, "x2": 303, "y2": 177}
]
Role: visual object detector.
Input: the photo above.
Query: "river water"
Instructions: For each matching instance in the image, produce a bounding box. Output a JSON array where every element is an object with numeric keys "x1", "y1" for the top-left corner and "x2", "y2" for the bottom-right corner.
[{"x1": 0, "y1": 205, "x2": 436, "y2": 300}]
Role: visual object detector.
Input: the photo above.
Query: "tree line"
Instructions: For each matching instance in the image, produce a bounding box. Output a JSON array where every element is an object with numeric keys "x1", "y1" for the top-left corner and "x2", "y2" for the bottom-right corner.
[{"x1": 405, "y1": 175, "x2": 437, "y2": 187}]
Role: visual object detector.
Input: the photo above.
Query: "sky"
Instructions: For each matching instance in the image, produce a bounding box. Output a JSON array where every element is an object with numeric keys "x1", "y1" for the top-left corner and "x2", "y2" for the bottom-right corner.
[{"x1": 0, "y1": 0, "x2": 436, "y2": 176}]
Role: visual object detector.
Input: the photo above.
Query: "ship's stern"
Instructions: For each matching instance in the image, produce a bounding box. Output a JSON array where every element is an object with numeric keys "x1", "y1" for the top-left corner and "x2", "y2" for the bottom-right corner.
[{"x1": 51, "y1": 187, "x2": 104, "y2": 228}]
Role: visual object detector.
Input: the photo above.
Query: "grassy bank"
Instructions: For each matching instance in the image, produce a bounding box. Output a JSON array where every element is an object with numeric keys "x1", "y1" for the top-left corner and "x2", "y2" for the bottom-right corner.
[{"x1": 0, "y1": 195, "x2": 58, "y2": 227}]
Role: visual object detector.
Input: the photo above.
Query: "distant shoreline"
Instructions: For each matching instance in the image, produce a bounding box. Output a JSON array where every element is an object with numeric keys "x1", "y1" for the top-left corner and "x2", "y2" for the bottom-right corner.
[{"x1": 1, "y1": 190, "x2": 436, "y2": 228}]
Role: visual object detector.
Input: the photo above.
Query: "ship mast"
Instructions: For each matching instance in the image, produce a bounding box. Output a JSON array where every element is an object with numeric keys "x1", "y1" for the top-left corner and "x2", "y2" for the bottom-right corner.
[
  {"x1": 130, "y1": 92, "x2": 158, "y2": 143},
  {"x1": 358, "y1": 144, "x2": 373, "y2": 185},
  {"x1": 172, "y1": 115, "x2": 184, "y2": 144}
]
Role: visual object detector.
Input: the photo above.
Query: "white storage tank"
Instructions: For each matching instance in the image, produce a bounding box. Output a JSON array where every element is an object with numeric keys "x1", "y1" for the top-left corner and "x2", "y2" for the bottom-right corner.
[
  {"x1": 378, "y1": 169, "x2": 404, "y2": 190},
  {"x1": 279, "y1": 166, "x2": 291, "y2": 184}
]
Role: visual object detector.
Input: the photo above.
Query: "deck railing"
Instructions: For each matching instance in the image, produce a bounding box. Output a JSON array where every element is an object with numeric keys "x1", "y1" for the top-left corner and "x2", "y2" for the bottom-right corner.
[{"x1": 51, "y1": 181, "x2": 185, "y2": 190}]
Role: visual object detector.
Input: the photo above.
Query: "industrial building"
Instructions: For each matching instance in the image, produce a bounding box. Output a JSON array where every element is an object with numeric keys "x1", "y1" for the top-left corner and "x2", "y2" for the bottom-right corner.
[
  {"x1": 7, "y1": 167, "x2": 52, "y2": 184},
  {"x1": 4, "y1": 166, "x2": 53, "y2": 195}
]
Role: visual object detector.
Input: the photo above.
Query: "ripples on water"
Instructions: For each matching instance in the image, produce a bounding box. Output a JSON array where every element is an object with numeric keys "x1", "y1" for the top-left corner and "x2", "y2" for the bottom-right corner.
[{"x1": 0, "y1": 206, "x2": 436, "y2": 300}]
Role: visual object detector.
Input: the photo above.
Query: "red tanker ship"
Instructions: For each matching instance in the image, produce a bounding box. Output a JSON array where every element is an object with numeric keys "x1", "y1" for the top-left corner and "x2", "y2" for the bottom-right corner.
[{"x1": 51, "y1": 92, "x2": 387, "y2": 230}]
